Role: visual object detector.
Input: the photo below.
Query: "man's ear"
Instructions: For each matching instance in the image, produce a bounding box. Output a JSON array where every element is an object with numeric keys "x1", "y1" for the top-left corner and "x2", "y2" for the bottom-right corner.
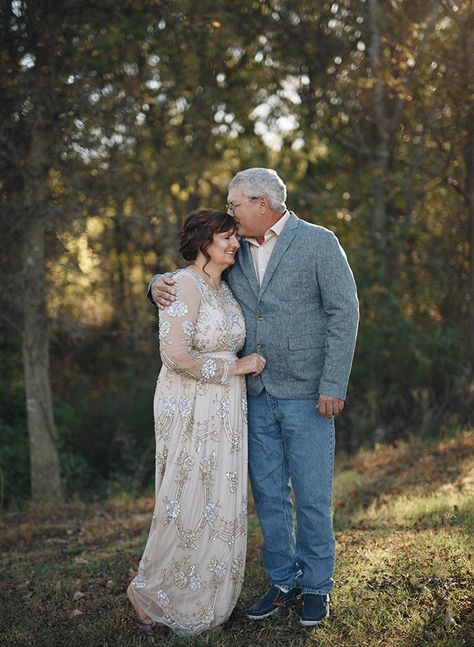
[{"x1": 259, "y1": 195, "x2": 269, "y2": 212}]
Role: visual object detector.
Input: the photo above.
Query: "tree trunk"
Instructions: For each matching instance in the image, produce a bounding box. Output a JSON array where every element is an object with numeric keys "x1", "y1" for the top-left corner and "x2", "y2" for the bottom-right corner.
[
  {"x1": 469, "y1": 127, "x2": 474, "y2": 377},
  {"x1": 368, "y1": 0, "x2": 389, "y2": 253},
  {"x1": 22, "y1": 113, "x2": 62, "y2": 502},
  {"x1": 465, "y1": 9, "x2": 474, "y2": 376}
]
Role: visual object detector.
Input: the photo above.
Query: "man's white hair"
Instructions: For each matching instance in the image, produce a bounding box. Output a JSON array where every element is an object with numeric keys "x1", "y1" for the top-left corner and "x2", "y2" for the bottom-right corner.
[{"x1": 228, "y1": 168, "x2": 287, "y2": 213}]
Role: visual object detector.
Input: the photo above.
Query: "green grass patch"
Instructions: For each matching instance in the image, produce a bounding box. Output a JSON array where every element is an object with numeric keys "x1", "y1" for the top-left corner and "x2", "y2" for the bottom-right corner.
[{"x1": 1, "y1": 430, "x2": 473, "y2": 646}]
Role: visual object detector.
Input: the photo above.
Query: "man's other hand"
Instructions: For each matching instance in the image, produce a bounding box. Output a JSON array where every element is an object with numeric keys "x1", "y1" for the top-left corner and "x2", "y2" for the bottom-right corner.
[{"x1": 318, "y1": 394, "x2": 344, "y2": 418}]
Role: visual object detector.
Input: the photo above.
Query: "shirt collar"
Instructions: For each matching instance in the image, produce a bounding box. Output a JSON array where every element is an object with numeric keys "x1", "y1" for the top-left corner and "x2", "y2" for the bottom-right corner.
[{"x1": 245, "y1": 210, "x2": 290, "y2": 247}]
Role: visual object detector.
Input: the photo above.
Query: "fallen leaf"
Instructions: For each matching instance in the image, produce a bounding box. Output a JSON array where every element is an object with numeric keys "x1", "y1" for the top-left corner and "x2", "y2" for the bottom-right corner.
[
  {"x1": 106, "y1": 579, "x2": 114, "y2": 589},
  {"x1": 443, "y1": 612, "x2": 458, "y2": 628},
  {"x1": 74, "y1": 556, "x2": 89, "y2": 565},
  {"x1": 69, "y1": 609, "x2": 83, "y2": 619},
  {"x1": 73, "y1": 590, "x2": 85, "y2": 602}
]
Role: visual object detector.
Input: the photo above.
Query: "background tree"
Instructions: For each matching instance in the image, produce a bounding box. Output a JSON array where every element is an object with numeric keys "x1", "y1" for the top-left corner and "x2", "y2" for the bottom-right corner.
[
  {"x1": 0, "y1": 0, "x2": 472, "y2": 506},
  {"x1": 0, "y1": 0, "x2": 160, "y2": 501}
]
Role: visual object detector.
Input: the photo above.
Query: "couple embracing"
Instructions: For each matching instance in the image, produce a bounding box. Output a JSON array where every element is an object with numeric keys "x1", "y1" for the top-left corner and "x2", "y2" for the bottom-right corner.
[{"x1": 127, "y1": 168, "x2": 359, "y2": 635}]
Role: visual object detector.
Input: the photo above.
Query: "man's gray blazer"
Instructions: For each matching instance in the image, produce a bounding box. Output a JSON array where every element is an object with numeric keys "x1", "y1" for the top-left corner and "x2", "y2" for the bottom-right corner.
[
  {"x1": 150, "y1": 211, "x2": 359, "y2": 401},
  {"x1": 226, "y1": 211, "x2": 358, "y2": 400}
]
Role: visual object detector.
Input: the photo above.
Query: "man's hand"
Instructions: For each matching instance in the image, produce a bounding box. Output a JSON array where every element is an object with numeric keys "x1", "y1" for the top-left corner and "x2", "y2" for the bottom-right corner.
[
  {"x1": 151, "y1": 275, "x2": 177, "y2": 309},
  {"x1": 318, "y1": 394, "x2": 344, "y2": 419}
]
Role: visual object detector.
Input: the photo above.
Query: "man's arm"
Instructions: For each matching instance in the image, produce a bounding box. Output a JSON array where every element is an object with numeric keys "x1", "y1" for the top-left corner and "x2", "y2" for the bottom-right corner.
[
  {"x1": 148, "y1": 266, "x2": 233, "y2": 307},
  {"x1": 315, "y1": 229, "x2": 359, "y2": 406}
]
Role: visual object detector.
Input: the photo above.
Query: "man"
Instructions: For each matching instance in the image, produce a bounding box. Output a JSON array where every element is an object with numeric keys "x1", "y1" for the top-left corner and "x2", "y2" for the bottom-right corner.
[{"x1": 150, "y1": 168, "x2": 359, "y2": 626}]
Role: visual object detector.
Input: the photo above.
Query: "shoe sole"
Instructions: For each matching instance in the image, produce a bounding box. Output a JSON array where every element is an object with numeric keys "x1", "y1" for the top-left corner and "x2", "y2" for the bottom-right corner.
[
  {"x1": 300, "y1": 610, "x2": 330, "y2": 627},
  {"x1": 246, "y1": 606, "x2": 281, "y2": 620}
]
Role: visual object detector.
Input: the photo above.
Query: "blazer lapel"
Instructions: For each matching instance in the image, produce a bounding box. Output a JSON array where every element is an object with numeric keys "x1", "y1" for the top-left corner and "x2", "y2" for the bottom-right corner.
[
  {"x1": 238, "y1": 238, "x2": 259, "y2": 297},
  {"x1": 258, "y1": 212, "x2": 299, "y2": 300}
]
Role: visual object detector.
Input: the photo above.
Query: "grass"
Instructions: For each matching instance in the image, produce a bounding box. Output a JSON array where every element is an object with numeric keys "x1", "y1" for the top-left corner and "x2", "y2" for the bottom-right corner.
[{"x1": 1, "y1": 429, "x2": 473, "y2": 647}]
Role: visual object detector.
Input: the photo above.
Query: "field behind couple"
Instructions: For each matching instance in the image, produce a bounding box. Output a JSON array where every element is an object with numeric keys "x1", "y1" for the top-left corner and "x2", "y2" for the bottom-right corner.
[{"x1": 1, "y1": 428, "x2": 473, "y2": 647}]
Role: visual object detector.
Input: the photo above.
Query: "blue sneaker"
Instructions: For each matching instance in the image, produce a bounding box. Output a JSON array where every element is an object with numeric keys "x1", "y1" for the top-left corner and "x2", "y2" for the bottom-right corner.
[
  {"x1": 300, "y1": 593, "x2": 330, "y2": 626},
  {"x1": 246, "y1": 585, "x2": 301, "y2": 620}
]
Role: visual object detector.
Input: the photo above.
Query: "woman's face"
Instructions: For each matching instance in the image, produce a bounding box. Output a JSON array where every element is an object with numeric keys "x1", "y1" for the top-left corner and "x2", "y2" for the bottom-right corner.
[{"x1": 206, "y1": 229, "x2": 240, "y2": 267}]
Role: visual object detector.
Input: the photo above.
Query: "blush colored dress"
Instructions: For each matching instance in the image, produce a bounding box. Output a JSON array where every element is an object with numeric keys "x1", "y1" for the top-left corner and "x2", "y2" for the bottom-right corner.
[{"x1": 128, "y1": 268, "x2": 248, "y2": 636}]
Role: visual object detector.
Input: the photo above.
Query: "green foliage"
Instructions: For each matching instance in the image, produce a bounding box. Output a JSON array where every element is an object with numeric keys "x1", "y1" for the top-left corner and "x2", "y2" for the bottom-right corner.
[
  {"x1": 0, "y1": 332, "x2": 30, "y2": 507},
  {"x1": 0, "y1": 421, "x2": 30, "y2": 509},
  {"x1": 340, "y1": 297, "x2": 468, "y2": 450},
  {"x1": 54, "y1": 332, "x2": 159, "y2": 500},
  {"x1": 0, "y1": 328, "x2": 159, "y2": 507}
]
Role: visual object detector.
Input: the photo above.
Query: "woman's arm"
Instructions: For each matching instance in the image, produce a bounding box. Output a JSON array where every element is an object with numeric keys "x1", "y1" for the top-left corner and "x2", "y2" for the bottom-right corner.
[{"x1": 159, "y1": 272, "x2": 234, "y2": 384}]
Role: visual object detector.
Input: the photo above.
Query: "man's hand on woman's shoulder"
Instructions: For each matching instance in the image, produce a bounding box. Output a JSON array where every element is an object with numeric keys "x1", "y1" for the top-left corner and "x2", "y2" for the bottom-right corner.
[{"x1": 152, "y1": 275, "x2": 177, "y2": 309}]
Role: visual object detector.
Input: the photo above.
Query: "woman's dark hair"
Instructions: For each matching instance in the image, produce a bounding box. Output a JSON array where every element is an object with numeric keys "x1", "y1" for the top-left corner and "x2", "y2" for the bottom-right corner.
[{"x1": 179, "y1": 209, "x2": 236, "y2": 274}]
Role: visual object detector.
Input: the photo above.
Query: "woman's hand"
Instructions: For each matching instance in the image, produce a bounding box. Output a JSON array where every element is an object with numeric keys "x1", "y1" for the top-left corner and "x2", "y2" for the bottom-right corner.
[
  {"x1": 234, "y1": 353, "x2": 266, "y2": 377},
  {"x1": 152, "y1": 275, "x2": 176, "y2": 309}
]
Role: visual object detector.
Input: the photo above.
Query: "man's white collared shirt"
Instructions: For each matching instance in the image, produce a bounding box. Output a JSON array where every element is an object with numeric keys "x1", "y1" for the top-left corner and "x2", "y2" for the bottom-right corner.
[{"x1": 245, "y1": 211, "x2": 290, "y2": 285}]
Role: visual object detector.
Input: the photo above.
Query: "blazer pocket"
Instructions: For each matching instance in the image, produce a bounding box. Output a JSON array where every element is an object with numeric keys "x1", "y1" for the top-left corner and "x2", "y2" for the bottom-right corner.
[{"x1": 288, "y1": 333, "x2": 325, "y2": 350}]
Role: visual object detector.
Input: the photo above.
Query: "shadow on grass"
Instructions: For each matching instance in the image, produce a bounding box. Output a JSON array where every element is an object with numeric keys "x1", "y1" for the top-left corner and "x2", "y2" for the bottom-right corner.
[{"x1": 333, "y1": 431, "x2": 474, "y2": 531}]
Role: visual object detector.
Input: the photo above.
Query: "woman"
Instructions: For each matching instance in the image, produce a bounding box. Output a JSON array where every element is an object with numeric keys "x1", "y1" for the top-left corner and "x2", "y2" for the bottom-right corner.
[{"x1": 127, "y1": 209, "x2": 265, "y2": 636}]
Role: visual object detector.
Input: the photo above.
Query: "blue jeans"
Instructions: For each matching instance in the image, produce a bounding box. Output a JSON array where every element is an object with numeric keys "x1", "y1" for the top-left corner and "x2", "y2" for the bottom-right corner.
[{"x1": 248, "y1": 390, "x2": 336, "y2": 595}]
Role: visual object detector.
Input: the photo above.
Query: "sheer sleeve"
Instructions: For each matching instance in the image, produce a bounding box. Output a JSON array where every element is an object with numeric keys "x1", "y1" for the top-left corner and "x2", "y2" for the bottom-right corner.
[{"x1": 159, "y1": 271, "x2": 235, "y2": 384}]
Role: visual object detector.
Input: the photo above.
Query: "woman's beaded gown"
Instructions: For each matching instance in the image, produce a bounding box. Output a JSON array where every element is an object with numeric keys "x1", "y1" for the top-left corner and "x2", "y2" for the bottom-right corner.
[{"x1": 128, "y1": 268, "x2": 248, "y2": 635}]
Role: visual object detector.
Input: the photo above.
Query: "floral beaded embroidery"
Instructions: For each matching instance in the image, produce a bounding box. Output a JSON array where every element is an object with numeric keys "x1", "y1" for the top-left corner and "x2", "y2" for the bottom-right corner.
[
  {"x1": 156, "y1": 589, "x2": 170, "y2": 607},
  {"x1": 225, "y1": 471, "x2": 238, "y2": 493},
  {"x1": 162, "y1": 397, "x2": 176, "y2": 417},
  {"x1": 199, "y1": 455, "x2": 215, "y2": 474},
  {"x1": 201, "y1": 358, "x2": 217, "y2": 380},
  {"x1": 132, "y1": 572, "x2": 148, "y2": 590},
  {"x1": 156, "y1": 448, "x2": 168, "y2": 474},
  {"x1": 189, "y1": 574, "x2": 203, "y2": 591},
  {"x1": 182, "y1": 320, "x2": 196, "y2": 336},
  {"x1": 217, "y1": 395, "x2": 230, "y2": 418},
  {"x1": 165, "y1": 499, "x2": 181, "y2": 520},
  {"x1": 178, "y1": 395, "x2": 192, "y2": 418},
  {"x1": 208, "y1": 557, "x2": 227, "y2": 577},
  {"x1": 166, "y1": 300, "x2": 188, "y2": 318},
  {"x1": 242, "y1": 496, "x2": 248, "y2": 516},
  {"x1": 203, "y1": 503, "x2": 219, "y2": 524},
  {"x1": 159, "y1": 321, "x2": 171, "y2": 340}
]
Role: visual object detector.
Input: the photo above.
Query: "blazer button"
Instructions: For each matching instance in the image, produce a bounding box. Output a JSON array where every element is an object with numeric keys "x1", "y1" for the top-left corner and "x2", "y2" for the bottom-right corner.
[
  {"x1": 257, "y1": 314, "x2": 264, "y2": 321},
  {"x1": 256, "y1": 343, "x2": 264, "y2": 350}
]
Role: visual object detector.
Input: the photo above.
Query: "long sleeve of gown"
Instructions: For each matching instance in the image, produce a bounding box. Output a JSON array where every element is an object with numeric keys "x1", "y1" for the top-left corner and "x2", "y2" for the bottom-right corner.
[{"x1": 159, "y1": 272, "x2": 236, "y2": 384}]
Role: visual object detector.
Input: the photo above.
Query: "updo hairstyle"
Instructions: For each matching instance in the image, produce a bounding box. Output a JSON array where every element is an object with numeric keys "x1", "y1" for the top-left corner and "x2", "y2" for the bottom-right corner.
[{"x1": 179, "y1": 209, "x2": 236, "y2": 274}]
